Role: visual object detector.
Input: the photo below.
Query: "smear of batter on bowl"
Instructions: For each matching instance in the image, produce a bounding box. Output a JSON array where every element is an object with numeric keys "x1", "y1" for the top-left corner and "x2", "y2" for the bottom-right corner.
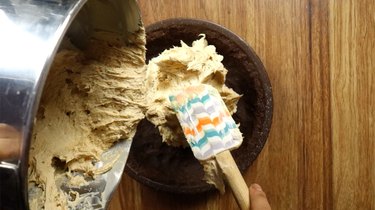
[
  {"x1": 28, "y1": 28, "x2": 146, "y2": 209},
  {"x1": 145, "y1": 35, "x2": 242, "y2": 192}
]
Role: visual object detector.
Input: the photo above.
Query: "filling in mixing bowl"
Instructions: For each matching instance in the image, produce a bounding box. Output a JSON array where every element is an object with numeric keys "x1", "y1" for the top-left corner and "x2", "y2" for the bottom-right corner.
[{"x1": 28, "y1": 28, "x2": 147, "y2": 209}]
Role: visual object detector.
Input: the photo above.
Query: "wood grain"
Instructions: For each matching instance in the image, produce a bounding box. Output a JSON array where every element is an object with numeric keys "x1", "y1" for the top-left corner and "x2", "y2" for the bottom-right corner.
[
  {"x1": 108, "y1": 0, "x2": 375, "y2": 209},
  {"x1": 329, "y1": 0, "x2": 375, "y2": 209},
  {"x1": 306, "y1": 0, "x2": 332, "y2": 209}
]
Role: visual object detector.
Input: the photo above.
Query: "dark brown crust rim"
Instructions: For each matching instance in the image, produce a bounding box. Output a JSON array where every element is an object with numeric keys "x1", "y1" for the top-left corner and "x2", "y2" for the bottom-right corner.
[{"x1": 125, "y1": 18, "x2": 273, "y2": 194}]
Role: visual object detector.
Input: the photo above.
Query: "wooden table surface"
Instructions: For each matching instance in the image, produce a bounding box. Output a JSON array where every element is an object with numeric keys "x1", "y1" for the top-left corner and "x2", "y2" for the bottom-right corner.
[{"x1": 109, "y1": 0, "x2": 375, "y2": 209}]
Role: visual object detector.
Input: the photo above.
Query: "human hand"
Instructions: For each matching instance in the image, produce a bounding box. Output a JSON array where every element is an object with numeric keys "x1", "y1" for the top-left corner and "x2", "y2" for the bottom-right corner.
[{"x1": 249, "y1": 184, "x2": 271, "y2": 210}]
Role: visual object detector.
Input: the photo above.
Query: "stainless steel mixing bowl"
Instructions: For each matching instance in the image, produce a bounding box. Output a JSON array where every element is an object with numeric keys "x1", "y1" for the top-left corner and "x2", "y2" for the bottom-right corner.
[{"x1": 0, "y1": 0, "x2": 141, "y2": 209}]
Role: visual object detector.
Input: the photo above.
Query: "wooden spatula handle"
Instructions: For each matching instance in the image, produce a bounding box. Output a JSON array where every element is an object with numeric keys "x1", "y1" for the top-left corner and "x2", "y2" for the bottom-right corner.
[{"x1": 216, "y1": 150, "x2": 250, "y2": 210}]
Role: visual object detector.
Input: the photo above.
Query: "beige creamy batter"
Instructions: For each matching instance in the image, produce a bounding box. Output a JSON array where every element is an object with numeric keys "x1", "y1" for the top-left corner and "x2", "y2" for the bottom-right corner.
[
  {"x1": 28, "y1": 28, "x2": 146, "y2": 209},
  {"x1": 28, "y1": 33, "x2": 240, "y2": 209},
  {"x1": 145, "y1": 35, "x2": 241, "y2": 191}
]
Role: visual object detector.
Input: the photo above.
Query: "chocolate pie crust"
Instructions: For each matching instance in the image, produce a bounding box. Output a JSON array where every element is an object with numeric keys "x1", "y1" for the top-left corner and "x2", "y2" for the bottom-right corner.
[{"x1": 125, "y1": 18, "x2": 273, "y2": 194}]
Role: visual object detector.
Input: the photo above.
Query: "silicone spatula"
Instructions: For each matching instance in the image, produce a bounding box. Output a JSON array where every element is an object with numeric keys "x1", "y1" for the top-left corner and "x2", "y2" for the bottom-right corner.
[{"x1": 169, "y1": 84, "x2": 249, "y2": 210}]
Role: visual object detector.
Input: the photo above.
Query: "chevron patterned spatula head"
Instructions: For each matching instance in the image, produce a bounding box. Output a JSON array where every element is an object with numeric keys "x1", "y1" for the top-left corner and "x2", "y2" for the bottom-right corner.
[{"x1": 169, "y1": 84, "x2": 243, "y2": 160}]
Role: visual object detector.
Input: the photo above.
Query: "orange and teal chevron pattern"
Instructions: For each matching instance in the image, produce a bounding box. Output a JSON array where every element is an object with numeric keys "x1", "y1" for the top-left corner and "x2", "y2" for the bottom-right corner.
[{"x1": 169, "y1": 84, "x2": 243, "y2": 160}]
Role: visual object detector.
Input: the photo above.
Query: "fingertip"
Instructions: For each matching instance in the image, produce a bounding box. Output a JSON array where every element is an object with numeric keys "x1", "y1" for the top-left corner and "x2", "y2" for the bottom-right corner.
[
  {"x1": 249, "y1": 183, "x2": 271, "y2": 210},
  {"x1": 250, "y1": 183, "x2": 267, "y2": 198},
  {"x1": 250, "y1": 183, "x2": 263, "y2": 192}
]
